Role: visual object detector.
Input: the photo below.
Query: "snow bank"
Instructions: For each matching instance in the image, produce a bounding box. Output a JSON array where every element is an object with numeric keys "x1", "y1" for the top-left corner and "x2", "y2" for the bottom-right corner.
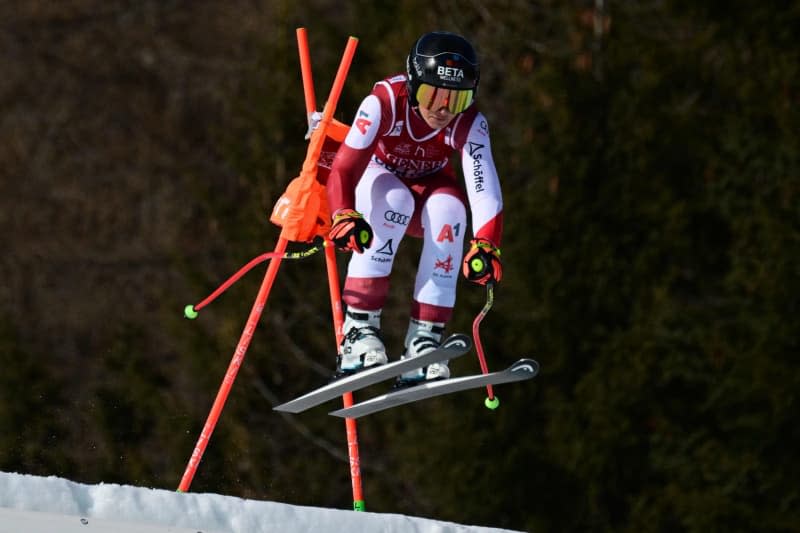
[{"x1": 0, "y1": 471, "x2": 522, "y2": 533}]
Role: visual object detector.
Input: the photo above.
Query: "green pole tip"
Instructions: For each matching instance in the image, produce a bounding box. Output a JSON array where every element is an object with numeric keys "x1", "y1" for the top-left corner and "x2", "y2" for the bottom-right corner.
[
  {"x1": 184, "y1": 304, "x2": 198, "y2": 319},
  {"x1": 353, "y1": 500, "x2": 366, "y2": 512},
  {"x1": 485, "y1": 396, "x2": 500, "y2": 410}
]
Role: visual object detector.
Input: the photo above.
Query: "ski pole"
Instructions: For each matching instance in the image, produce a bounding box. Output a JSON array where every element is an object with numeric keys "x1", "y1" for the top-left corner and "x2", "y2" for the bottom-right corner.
[
  {"x1": 178, "y1": 237, "x2": 288, "y2": 492},
  {"x1": 296, "y1": 27, "x2": 365, "y2": 512},
  {"x1": 183, "y1": 242, "x2": 325, "y2": 318},
  {"x1": 178, "y1": 241, "x2": 323, "y2": 490},
  {"x1": 472, "y1": 281, "x2": 500, "y2": 409}
]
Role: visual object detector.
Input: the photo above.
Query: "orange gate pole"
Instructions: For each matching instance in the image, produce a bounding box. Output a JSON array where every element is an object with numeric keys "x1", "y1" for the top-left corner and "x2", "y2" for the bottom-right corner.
[{"x1": 296, "y1": 27, "x2": 365, "y2": 511}]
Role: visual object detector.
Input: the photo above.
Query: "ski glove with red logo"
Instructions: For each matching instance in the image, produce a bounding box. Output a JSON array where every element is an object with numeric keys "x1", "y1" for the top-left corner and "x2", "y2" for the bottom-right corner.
[
  {"x1": 462, "y1": 238, "x2": 502, "y2": 285},
  {"x1": 329, "y1": 209, "x2": 374, "y2": 253}
]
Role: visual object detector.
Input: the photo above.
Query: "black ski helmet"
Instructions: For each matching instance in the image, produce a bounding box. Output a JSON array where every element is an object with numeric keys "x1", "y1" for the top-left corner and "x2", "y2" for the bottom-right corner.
[{"x1": 406, "y1": 31, "x2": 480, "y2": 109}]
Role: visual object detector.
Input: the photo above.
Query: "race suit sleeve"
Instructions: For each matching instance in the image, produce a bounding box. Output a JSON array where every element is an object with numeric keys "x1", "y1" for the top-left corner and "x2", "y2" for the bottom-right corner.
[
  {"x1": 326, "y1": 89, "x2": 389, "y2": 215},
  {"x1": 459, "y1": 112, "x2": 504, "y2": 246}
]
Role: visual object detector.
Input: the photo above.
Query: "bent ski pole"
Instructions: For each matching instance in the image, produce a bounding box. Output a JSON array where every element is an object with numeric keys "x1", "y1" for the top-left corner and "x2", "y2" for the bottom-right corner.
[
  {"x1": 178, "y1": 238, "x2": 288, "y2": 492},
  {"x1": 472, "y1": 281, "x2": 500, "y2": 409},
  {"x1": 184, "y1": 242, "x2": 325, "y2": 318}
]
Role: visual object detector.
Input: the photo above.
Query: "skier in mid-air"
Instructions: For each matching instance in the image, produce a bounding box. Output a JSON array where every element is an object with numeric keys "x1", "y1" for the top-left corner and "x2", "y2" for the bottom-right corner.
[{"x1": 326, "y1": 31, "x2": 504, "y2": 385}]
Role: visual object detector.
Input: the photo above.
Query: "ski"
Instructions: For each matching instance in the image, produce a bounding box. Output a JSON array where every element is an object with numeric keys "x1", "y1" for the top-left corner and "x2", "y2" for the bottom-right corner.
[
  {"x1": 273, "y1": 334, "x2": 472, "y2": 414},
  {"x1": 328, "y1": 358, "x2": 539, "y2": 419}
]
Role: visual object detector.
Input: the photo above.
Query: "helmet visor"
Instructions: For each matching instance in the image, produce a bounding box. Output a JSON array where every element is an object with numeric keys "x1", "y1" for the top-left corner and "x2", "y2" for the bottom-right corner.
[{"x1": 416, "y1": 83, "x2": 474, "y2": 114}]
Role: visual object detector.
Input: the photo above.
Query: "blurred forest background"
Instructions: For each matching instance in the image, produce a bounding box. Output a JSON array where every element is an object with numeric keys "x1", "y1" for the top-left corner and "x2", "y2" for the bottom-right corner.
[{"x1": 1, "y1": 1, "x2": 798, "y2": 532}]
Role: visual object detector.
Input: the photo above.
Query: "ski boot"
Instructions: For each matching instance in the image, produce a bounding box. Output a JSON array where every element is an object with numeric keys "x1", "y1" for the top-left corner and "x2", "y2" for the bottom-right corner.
[
  {"x1": 396, "y1": 318, "x2": 449, "y2": 387},
  {"x1": 336, "y1": 307, "x2": 388, "y2": 376}
]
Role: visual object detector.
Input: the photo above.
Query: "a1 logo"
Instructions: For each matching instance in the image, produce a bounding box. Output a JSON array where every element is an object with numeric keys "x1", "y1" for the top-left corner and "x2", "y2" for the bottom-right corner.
[
  {"x1": 436, "y1": 223, "x2": 460, "y2": 243},
  {"x1": 355, "y1": 110, "x2": 372, "y2": 134}
]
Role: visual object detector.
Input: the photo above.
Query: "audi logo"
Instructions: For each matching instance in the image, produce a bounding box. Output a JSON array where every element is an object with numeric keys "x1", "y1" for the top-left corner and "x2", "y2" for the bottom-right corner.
[{"x1": 384, "y1": 210, "x2": 410, "y2": 225}]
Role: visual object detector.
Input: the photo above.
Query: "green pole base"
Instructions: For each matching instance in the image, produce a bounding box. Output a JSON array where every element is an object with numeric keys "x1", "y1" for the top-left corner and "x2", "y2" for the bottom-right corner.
[
  {"x1": 184, "y1": 304, "x2": 198, "y2": 319},
  {"x1": 485, "y1": 396, "x2": 500, "y2": 410},
  {"x1": 353, "y1": 500, "x2": 366, "y2": 512}
]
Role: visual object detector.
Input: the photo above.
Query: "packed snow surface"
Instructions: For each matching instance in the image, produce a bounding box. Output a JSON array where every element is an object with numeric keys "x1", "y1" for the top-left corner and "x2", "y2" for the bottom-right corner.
[{"x1": 0, "y1": 471, "x2": 522, "y2": 532}]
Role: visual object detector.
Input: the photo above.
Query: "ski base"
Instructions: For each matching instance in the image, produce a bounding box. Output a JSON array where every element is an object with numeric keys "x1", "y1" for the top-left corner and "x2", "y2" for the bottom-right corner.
[
  {"x1": 329, "y1": 358, "x2": 539, "y2": 419},
  {"x1": 273, "y1": 334, "x2": 472, "y2": 414}
]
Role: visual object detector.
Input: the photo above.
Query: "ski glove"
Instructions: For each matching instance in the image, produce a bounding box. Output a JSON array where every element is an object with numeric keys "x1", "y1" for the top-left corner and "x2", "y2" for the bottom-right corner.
[
  {"x1": 330, "y1": 209, "x2": 373, "y2": 253},
  {"x1": 462, "y1": 238, "x2": 503, "y2": 285}
]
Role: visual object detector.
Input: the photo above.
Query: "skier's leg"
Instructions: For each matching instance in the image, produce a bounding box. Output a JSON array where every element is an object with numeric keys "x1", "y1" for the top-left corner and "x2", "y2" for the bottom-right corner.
[
  {"x1": 339, "y1": 166, "x2": 414, "y2": 372},
  {"x1": 399, "y1": 191, "x2": 467, "y2": 382}
]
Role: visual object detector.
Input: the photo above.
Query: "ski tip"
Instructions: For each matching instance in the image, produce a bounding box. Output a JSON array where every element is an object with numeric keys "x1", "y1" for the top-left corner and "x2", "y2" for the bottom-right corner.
[
  {"x1": 444, "y1": 333, "x2": 472, "y2": 350},
  {"x1": 512, "y1": 358, "x2": 540, "y2": 377},
  {"x1": 484, "y1": 396, "x2": 500, "y2": 410}
]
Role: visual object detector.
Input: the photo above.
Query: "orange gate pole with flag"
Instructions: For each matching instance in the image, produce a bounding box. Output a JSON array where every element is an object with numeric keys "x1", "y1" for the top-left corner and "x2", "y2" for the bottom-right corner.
[
  {"x1": 177, "y1": 32, "x2": 359, "y2": 497},
  {"x1": 295, "y1": 27, "x2": 366, "y2": 511}
]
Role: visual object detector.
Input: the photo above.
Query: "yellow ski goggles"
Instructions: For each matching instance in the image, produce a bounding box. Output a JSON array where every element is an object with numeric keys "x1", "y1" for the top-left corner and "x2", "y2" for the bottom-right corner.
[{"x1": 415, "y1": 83, "x2": 474, "y2": 114}]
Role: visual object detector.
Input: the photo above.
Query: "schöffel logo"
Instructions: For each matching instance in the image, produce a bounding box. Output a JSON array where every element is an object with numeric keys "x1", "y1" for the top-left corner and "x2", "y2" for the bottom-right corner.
[
  {"x1": 376, "y1": 239, "x2": 395, "y2": 255},
  {"x1": 468, "y1": 141, "x2": 485, "y2": 193},
  {"x1": 384, "y1": 210, "x2": 410, "y2": 225}
]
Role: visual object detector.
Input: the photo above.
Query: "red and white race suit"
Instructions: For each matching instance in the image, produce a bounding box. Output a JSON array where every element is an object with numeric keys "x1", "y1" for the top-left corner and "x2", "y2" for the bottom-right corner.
[{"x1": 327, "y1": 74, "x2": 503, "y2": 323}]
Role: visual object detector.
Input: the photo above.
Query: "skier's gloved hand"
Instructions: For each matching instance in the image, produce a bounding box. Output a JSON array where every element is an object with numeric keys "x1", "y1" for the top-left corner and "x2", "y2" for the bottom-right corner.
[
  {"x1": 330, "y1": 209, "x2": 373, "y2": 253},
  {"x1": 463, "y1": 238, "x2": 502, "y2": 285}
]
